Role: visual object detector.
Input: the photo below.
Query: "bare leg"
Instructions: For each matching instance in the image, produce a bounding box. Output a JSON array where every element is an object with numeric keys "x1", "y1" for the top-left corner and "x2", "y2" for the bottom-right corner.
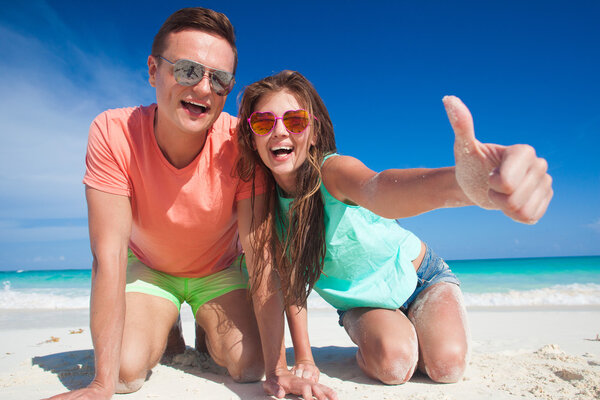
[
  {"x1": 117, "y1": 292, "x2": 180, "y2": 393},
  {"x1": 342, "y1": 307, "x2": 418, "y2": 384},
  {"x1": 164, "y1": 314, "x2": 186, "y2": 356},
  {"x1": 195, "y1": 289, "x2": 264, "y2": 382},
  {"x1": 195, "y1": 321, "x2": 208, "y2": 353},
  {"x1": 407, "y1": 282, "x2": 470, "y2": 383}
]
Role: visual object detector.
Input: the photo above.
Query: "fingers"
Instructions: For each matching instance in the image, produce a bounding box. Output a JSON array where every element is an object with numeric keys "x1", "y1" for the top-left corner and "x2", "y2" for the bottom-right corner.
[
  {"x1": 293, "y1": 363, "x2": 320, "y2": 382},
  {"x1": 488, "y1": 144, "x2": 553, "y2": 223},
  {"x1": 305, "y1": 383, "x2": 338, "y2": 400},
  {"x1": 443, "y1": 95, "x2": 476, "y2": 149},
  {"x1": 263, "y1": 379, "x2": 285, "y2": 399},
  {"x1": 266, "y1": 372, "x2": 338, "y2": 400}
]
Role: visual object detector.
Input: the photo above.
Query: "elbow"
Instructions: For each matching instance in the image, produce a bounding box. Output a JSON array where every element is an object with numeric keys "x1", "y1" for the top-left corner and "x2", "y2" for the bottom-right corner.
[{"x1": 90, "y1": 245, "x2": 129, "y2": 279}]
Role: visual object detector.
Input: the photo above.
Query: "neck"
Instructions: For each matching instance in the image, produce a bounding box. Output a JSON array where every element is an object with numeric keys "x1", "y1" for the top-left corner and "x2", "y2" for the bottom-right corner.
[
  {"x1": 154, "y1": 114, "x2": 208, "y2": 169},
  {"x1": 274, "y1": 174, "x2": 297, "y2": 198}
]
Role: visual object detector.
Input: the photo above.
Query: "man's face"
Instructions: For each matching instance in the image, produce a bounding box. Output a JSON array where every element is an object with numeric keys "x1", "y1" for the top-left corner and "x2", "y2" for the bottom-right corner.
[{"x1": 148, "y1": 29, "x2": 235, "y2": 139}]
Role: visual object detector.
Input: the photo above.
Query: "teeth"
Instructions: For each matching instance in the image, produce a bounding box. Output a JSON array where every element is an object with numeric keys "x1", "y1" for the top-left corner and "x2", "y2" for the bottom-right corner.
[
  {"x1": 271, "y1": 146, "x2": 293, "y2": 151},
  {"x1": 183, "y1": 100, "x2": 207, "y2": 110}
]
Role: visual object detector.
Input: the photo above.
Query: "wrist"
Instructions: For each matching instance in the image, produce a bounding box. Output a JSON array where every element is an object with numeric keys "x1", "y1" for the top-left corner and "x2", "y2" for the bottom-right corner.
[
  {"x1": 266, "y1": 365, "x2": 291, "y2": 379},
  {"x1": 295, "y1": 356, "x2": 315, "y2": 365},
  {"x1": 89, "y1": 378, "x2": 116, "y2": 397}
]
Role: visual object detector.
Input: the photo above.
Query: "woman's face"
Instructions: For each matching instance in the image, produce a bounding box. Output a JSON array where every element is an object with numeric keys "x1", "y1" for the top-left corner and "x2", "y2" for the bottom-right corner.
[{"x1": 251, "y1": 90, "x2": 315, "y2": 194}]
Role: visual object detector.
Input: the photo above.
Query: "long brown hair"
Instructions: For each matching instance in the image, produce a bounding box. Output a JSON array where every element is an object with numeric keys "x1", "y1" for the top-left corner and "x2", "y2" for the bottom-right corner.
[{"x1": 237, "y1": 71, "x2": 337, "y2": 306}]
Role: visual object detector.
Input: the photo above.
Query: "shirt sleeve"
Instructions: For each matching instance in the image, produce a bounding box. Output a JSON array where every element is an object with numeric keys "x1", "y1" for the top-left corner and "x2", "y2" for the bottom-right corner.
[
  {"x1": 235, "y1": 165, "x2": 268, "y2": 201},
  {"x1": 82, "y1": 111, "x2": 131, "y2": 197}
]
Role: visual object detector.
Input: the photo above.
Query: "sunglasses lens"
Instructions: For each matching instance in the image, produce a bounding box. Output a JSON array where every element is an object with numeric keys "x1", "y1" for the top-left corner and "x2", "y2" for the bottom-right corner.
[
  {"x1": 250, "y1": 112, "x2": 276, "y2": 135},
  {"x1": 173, "y1": 60, "x2": 204, "y2": 86},
  {"x1": 283, "y1": 110, "x2": 310, "y2": 133},
  {"x1": 211, "y1": 70, "x2": 234, "y2": 96}
]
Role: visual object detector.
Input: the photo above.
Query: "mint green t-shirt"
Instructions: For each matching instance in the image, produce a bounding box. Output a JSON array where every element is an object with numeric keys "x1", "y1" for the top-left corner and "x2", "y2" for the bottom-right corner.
[{"x1": 277, "y1": 154, "x2": 421, "y2": 311}]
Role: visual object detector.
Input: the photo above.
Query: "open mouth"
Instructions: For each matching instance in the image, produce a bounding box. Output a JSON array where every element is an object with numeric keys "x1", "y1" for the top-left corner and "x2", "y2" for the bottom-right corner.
[
  {"x1": 271, "y1": 146, "x2": 293, "y2": 158},
  {"x1": 181, "y1": 100, "x2": 208, "y2": 115}
]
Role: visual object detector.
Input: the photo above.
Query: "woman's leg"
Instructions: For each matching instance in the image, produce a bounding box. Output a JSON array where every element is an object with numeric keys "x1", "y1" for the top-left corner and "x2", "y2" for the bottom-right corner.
[
  {"x1": 342, "y1": 307, "x2": 418, "y2": 384},
  {"x1": 407, "y1": 282, "x2": 469, "y2": 383}
]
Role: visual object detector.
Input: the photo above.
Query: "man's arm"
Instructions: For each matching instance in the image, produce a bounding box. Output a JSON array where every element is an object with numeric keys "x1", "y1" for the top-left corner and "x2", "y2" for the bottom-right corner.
[{"x1": 46, "y1": 187, "x2": 132, "y2": 400}]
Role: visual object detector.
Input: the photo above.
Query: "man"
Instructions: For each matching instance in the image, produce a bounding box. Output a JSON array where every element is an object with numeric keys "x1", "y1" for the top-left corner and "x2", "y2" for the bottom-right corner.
[{"x1": 48, "y1": 7, "x2": 266, "y2": 399}]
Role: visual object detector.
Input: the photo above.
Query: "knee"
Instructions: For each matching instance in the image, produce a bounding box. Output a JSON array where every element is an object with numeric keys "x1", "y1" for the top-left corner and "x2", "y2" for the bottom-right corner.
[
  {"x1": 424, "y1": 342, "x2": 469, "y2": 383},
  {"x1": 118, "y1": 354, "x2": 150, "y2": 393},
  {"x1": 226, "y1": 344, "x2": 264, "y2": 383},
  {"x1": 115, "y1": 376, "x2": 145, "y2": 394},
  {"x1": 359, "y1": 337, "x2": 418, "y2": 385},
  {"x1": 228, "y1": 357, "x2": 264, "y2": 383}
]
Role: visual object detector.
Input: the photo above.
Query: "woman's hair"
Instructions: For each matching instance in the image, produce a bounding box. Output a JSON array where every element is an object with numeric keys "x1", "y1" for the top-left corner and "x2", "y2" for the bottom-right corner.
[{"x1": 237, "y1": 70, "x2": 336, "y2": 306}]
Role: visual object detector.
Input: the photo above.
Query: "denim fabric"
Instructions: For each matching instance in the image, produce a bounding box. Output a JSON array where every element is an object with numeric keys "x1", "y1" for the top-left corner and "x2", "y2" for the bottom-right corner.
[{"x1": 337, "y1": 245, "x2": 460, "y2": 326}]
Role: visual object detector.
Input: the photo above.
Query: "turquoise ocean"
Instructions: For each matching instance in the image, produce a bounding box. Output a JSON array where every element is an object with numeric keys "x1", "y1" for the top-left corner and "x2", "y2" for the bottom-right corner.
[{"x1": 1, "y1": 256, "x2": 599, "y2": 310}]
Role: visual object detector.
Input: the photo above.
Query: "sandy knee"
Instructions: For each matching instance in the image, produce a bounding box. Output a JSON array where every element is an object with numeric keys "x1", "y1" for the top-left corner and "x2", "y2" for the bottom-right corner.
[
  {"x1": 118, "y1": 354, "x2": 151, "y2": 392},
  {"x1": 358, "y1": 337, "x2": 418, "y2": 385},
  {"x1": 116, "y1": 376, "x2": 145, "y2": 393},
  {"x1": 228, "y1": 359, "x2": 264, "y2": 383},
  {"x1": 424, "y1": 344, "x2": 468, "y2": 383}
]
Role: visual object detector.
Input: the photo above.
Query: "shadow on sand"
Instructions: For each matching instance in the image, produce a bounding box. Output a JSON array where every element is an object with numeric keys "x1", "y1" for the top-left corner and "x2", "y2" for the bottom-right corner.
[
  {"x1": 32, "y1": 349, "x2": 95, "y2": 391},
  {"x1": 31, "y1": 345, "x2": 433, "y2": 397}
]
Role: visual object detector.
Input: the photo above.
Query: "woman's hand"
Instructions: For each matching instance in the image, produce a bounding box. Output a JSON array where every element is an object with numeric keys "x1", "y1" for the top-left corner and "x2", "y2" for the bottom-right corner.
[
  {"x1": 291, "y1": 359, "x2": 320, "y2": 382},
  {"x1": 444, "y1": 95, "x2": 553, "y2": 224},
  {"x1": 263, "y1": 367, "x2": 337, "y2": 400}
]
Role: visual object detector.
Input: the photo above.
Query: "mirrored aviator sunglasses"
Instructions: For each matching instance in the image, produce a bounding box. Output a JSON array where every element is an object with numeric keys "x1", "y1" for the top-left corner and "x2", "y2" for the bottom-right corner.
[
  {"x1": 158, "y1": 56, "x2": 235, "y2": 96},
  {"x1": 248, "y1": 109, "x2": 315, "y2": 136}
]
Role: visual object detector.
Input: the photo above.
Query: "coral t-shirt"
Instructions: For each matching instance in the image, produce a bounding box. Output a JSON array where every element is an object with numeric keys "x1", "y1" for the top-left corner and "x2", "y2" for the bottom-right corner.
[{"x1": 83, "y1": 104, "x2": 263, "y2": 277}]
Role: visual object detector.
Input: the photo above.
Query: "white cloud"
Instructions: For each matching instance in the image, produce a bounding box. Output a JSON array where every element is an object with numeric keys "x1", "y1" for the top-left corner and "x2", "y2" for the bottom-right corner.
[
  {"x1": 0, "y1": 14, "x2": 153, "y2": 220},
  {"x1": 0, "y1": 225, "x2": 89, "y2": 243},
  {"x1": 587, "y1": 218, "x2": 600, "y2": 233}
]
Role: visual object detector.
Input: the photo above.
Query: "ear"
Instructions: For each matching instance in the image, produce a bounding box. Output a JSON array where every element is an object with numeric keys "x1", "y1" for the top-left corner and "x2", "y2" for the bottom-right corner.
[
  {"x1": 251, "y1": 136, "x2": 257, "y2": 150},
  {"x1": 148, "y1": 55, "x2": 157, "y2": 87},
  {"x1": 310, "y1": 130, "x2": 317, "y2": 147}
]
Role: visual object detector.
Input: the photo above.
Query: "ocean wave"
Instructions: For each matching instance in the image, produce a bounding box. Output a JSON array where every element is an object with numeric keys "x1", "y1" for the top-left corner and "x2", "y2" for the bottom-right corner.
[
  {"x1": 462, "y1": 283, "x2": 600, "y2": 307},
  {"x1": 0, "y1": 282, "x2": 90, "y2": 309},
  {"x1": 2, "y1": 283, "x2": 600, "y2": 310},
  {"x1": 306, "y1": 283, "x2": 600, "y2": 310}
]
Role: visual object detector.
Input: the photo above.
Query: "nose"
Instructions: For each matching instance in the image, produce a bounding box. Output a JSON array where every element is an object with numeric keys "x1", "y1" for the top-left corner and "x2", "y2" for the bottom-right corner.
[
  {"x1": 271, "y1": 117, "x2": 289, "y2": 137},
  {"x1": 192, "y1": 73, "x2": 212, "y2": 95}
]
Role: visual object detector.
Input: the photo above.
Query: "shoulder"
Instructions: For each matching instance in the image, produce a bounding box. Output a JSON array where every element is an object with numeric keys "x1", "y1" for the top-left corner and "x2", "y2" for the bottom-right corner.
[
  {"x1": 322, "y1": 154, "x2": 369, "y2": 181},
  {"x1": 209, "y1": 111, "x2": 238, "y2": 140},
  {"x1": 322, "y1": 154, "x2": 375, "y2": 204},
  {"x1": 90, "y1": 104, "x2": 155, "y2": 138}
]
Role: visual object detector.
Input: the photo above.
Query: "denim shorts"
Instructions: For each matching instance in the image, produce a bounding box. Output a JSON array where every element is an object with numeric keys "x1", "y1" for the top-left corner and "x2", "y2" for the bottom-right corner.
[{"x1": 337, "y1": 245, "x2": 460, "y2": 326}]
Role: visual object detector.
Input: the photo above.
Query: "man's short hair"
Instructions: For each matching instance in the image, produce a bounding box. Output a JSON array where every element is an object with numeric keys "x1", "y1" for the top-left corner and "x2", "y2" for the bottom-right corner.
[{"x1": 152, "y1": 7, "x2": 237, "y2": 74}]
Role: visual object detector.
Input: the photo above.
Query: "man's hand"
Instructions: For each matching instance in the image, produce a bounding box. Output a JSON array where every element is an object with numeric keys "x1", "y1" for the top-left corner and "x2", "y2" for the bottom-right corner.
[
  {"x1": 43, "y1": 382, "x2": 113, "y2": 400},
  {"x1": 443, "y1": 95, "x2": 553, "y2": 224},
  {"x1": 263, "y1": 368, "x2": 337, "y2": 400},
  {"x1": 291, "y1": 359, "x2": 320, "y2": 383}
]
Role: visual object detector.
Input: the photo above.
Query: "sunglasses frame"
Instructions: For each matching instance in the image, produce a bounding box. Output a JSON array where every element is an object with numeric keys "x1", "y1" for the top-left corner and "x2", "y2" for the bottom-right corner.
[
  {"x1": 156, "y1": 55, "x2": 235, "y2": 96},
  {"x1": 247, "y1": 109, "x2": 317, "y2": 136}
]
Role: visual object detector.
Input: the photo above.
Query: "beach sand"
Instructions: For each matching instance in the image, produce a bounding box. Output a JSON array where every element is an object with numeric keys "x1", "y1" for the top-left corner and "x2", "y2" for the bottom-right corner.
[{"x1": 1, "y1": 305, "x2": 599, "y2": 399}]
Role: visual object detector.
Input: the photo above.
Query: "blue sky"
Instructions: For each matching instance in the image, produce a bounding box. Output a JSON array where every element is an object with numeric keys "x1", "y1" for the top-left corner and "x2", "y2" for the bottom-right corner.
[{"x1": 0, "y1": 0, "x2": 598, "y2": 270}]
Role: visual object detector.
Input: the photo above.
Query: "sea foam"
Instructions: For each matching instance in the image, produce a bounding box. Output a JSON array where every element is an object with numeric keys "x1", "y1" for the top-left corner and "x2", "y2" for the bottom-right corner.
[
  {"x1": 2, "y1": 281, "x2": 600, "y2": 310},
  {"x1": 0, "y1": 280, "x2": 89, "y2": 309}
]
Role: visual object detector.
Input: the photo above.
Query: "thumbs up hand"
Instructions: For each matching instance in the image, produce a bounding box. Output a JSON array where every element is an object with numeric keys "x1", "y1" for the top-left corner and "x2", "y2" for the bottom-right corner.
[{"x1": 443, "y1": 96, "x2": 553, "y2": 224}]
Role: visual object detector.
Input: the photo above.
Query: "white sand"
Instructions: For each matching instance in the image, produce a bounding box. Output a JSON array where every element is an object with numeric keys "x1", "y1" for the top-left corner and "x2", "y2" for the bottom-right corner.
[{"x1": 1, "y1": 305, "x2": 599, "y2": 399}]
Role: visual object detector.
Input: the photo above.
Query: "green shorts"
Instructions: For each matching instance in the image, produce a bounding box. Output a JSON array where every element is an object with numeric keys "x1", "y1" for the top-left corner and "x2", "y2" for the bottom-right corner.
[{"x1": 125, "y1": 251, "x2": 249, "y2": 318}]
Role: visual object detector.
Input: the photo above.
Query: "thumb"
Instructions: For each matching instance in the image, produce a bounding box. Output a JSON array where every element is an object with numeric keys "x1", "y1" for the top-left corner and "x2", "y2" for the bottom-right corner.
[{"x1": 443, "y1": 95, "x2": 477, "y2": 151}]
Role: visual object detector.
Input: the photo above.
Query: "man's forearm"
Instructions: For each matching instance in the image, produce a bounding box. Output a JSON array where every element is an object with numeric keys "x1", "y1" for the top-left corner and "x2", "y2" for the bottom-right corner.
[{"x1": 89, "y1": 258, "x2": 127, "y2": 394}]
